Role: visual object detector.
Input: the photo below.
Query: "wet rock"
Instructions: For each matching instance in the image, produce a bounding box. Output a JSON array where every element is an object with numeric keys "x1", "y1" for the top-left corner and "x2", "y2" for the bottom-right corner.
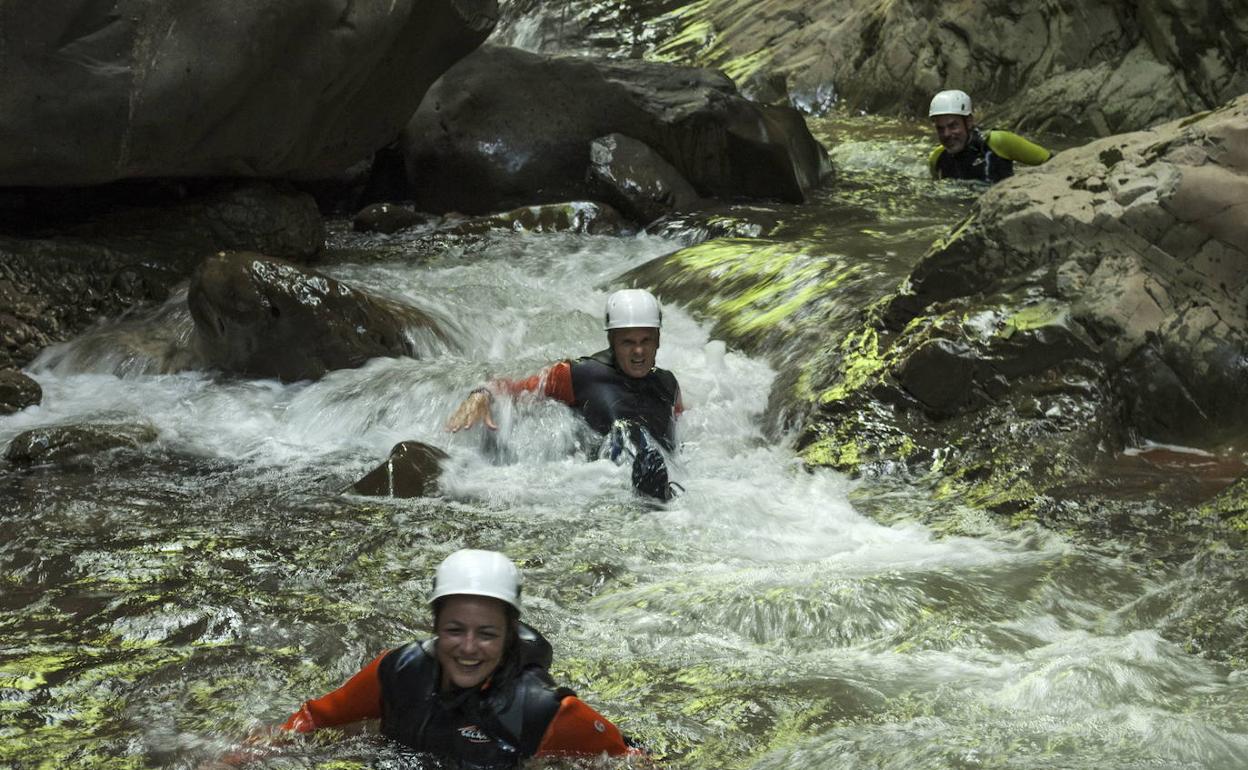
[
  {"x1": 0, "y1": 182, "x2": 323, "y2": 371},
  {"x1": 0, "y1": 0, "x2": 498, "y2": 186},
  {"x1": 627, "y1": 97, "x2": 1248, "y2": 525},
  {"x1": 188, "y1": 251, "x2": 450, "y2": 382},
  {"x1": 5, "y1": 423, "x2": 158, "y2": 465},
  {"x1": 588, "y1": 133, "x2": 703, "y2": 226},
  {"x1": 350, "y1": 441, "x2": 449, "y2": 498},
  {"x1": 353, "y1": 203, "x2": 433, "y2": 234},
  {"x1": 792, "y1": 95, "x2": 1248, "y2": 515},
  {"x1": 442, "y1": 202, "x2": 629, "y2": 236},
  {"x1": 502, "y1": 0, "x2": 1248, "y2": 138},
  {"x1": 401, "y1": 44, "x2": 830, "y2": 214},
  {"x1": 892, "y1": 338, "x2": 979, "y2": 417},
  {"x1": 899, "y1": 94, "x2": 1248, "y2": 447},
  {"x1": 0, "y1": 370, "x2": 41, "y2": 414}
]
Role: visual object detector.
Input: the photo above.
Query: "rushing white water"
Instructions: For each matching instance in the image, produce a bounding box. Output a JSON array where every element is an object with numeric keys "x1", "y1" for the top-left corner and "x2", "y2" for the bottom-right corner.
[{"x1": 6, "y1": 205, "x2": 1248, "y2": 768}]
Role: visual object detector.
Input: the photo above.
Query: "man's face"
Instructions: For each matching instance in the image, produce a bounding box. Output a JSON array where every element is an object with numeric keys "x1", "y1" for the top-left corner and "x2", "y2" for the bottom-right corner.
[
  {"x1": 609, "y1": 327, "x2": 660, "y2": 379},
  {"x1": 932, "y1": 114, "x2": 972, "y2": 154}
]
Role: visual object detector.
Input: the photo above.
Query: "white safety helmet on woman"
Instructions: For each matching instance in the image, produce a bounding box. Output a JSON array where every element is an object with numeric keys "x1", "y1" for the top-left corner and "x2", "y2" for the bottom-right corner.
[
  {"x1": 929, "y1": 89, "x2": 972, "y2": 117},
  {"x1": 429, "y1": 549, "x2": 523, "y2": 613},
  {"x1": 604, "y1": 288, "x2": 662, "y2": 330}
]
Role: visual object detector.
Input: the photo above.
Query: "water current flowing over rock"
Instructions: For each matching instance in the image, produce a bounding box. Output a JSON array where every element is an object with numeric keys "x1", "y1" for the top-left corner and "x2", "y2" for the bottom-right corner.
[{"x1": 2, "y1": 119, "x2": 1248, "y2": 769}]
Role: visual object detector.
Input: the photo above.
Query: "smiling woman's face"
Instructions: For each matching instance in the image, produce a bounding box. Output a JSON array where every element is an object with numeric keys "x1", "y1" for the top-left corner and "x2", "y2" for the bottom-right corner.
[{"x1": 435, "y1": 595, "x2": 509, "y2": 691}]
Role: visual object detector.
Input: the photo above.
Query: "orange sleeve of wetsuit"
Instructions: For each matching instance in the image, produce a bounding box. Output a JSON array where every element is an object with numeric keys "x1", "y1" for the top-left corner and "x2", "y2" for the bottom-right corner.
[
  {"x1": 492, "y1": 361, "x2": 576, "y2": 406},
  {"x1": 534, "y1": 696, "x2": 638, "y2": 758},
  {"x1": 280, "y1": 651, "x2": 388, "y2": 732}
]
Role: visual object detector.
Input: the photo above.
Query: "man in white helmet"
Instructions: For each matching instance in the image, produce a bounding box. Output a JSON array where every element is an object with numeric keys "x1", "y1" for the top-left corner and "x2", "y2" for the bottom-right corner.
[
  {"x1": 446, "y1": 288, "x2": 683, "y2": 499},
  {"x1": 928, "y1": 89, "x2": 1051, "y2": 184}
]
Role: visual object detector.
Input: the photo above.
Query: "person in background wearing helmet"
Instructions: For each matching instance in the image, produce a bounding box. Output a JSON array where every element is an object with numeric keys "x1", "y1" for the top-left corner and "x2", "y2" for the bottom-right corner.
[
  {"x1": 276, "y1": 549, "x2": 641, "y2": 767},
  {"x1": 928, "y1": 89, "x2": 1052, "y2": 184},
  {"x1": 445, "y1": 288, "x2": 683, "y2": 501}
]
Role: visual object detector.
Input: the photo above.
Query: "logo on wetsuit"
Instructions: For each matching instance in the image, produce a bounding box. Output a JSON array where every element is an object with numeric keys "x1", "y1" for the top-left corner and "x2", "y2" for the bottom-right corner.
[{"x1": 458, "y1": 725, "x2": 493, "y2": 744}]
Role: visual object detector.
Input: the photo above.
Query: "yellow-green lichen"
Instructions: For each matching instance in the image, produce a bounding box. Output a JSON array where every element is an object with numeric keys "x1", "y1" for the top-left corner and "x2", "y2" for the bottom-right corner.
[
  {"x1": 720, "y1": 48, "x2": 774, "y2": 83},
  {"x1": 998, "y1": 300, "x2": 1067, "y2": 339},
  {"x1": 816, "y1": 327, "x2": 886, "y2": 405}
]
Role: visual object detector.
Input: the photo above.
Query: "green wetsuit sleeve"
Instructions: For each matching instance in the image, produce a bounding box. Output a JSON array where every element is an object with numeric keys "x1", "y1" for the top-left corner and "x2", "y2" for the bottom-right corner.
[
  {"x1": 928, "y1": 146, "x2": 944, "y2": 178},
  {"x1": 986, "y1": 131, "x2": 1051, "y2": 166}
]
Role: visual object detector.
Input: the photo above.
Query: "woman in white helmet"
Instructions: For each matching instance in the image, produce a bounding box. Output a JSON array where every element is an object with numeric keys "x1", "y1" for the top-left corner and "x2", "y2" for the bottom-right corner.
[
  {"x1": 277, "y1": 549, "x2": 640, "y2": 767},
  {"x1": 927, "y1": 89, "x2": 1051, "y2": 183},
  {"x1": 445, "y1": 287, "x2": 684, "y2": 500}
]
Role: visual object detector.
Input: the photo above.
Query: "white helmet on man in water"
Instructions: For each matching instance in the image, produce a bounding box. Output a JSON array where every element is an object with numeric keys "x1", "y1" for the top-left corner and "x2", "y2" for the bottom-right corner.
[
  {"x1": 430, "y1": 549, "x2": 523, "y2": 613},
  {"x1": 929, "y1": 89, "x2": 973, "y2": 117},
  {"x1": 604, "y1": 288, "x2": 662, "y2": 330}
]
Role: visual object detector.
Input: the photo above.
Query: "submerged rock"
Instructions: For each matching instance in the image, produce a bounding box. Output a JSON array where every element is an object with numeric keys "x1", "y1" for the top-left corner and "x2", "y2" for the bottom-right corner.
[
  {"x1": 401, "y1": 44, "x2": 830, "y2": 214},
  {"x1": 0, "y1": 0, "x2": 498, "y2": 186},
  {"x1": 350, "y1": 441, "x2": 449, "y2": 498},
  {"x1": 188, "y1": 251, "x2": 451, "y2": 382},
  {"x1": 353, "y1": 203, "x2": 434, "y2": 235},
  {"x1": 0, "y1": 370, "x2": 41, "y2": 414},
  {"x1": 441, "y1": 201, "x2": 629, "y2": 236},
  {"x1": 5, "y1": 422, "x2": 158, "y2": 465}
]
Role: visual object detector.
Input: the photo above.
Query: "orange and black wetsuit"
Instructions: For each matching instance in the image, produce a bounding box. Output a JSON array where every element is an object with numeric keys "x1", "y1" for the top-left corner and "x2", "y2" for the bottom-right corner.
[
  {"x1": 283, "y1": 626, "x2": 637, "y2": 768},
  {"x1": 495, "y1": 349, "x2": 683, "y2": 452}
]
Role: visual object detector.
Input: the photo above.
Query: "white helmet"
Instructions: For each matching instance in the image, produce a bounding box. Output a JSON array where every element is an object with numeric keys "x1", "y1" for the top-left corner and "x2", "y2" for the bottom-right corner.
[
  {"x1": 430, "y1": 549, "x2": 522, "y2": 613},
  {"x1": 604, "y1": 288, "x2": 662, "y2": 330},
  {"x1": 929, "y1": 89, "x2": 972, "y2": 117}
]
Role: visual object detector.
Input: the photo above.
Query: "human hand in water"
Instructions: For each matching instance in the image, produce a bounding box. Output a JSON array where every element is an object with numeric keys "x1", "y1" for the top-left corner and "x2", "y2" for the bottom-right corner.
[
  {"x1": 445, "y1": 389, "x2": 497, "y2": 432},
  {"x1": 196, "y1": 724, "x2": 290, "y2": 768}
]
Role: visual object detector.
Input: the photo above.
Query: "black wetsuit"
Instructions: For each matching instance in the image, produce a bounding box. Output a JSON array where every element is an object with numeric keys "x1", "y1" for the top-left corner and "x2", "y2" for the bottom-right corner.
[
  {"x1": 378, "y1": 625, "x2": 571, "y2": 769},
  {"x1": 569, "y1": 349, "x2": 680, "y2": 499}
]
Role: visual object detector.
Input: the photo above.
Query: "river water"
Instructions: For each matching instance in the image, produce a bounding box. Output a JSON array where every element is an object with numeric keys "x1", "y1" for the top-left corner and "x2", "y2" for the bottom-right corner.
[{"x1": 3, "y1": 118, "x2": 1248, "y2": 770}]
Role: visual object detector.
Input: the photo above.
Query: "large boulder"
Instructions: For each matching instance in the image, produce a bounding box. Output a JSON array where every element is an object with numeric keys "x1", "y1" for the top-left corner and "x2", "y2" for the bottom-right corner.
[
  {"x1": 496, "y1": 0, "x2": 1248, "y2": 137},
  {"x1": 401, "y1": 45, "x2": 830, "y2": 214},
  {"x1": 0, "y1": 183, "x2": 323, "y2": 370},
  {"x1": 892, "y1": 93, "x2": 1248, "y2": 445},
  {"x1": 625, "y1": 94, "x2": 1248, "y2": 522},
  {"x1": 0, "y1": 0, "x2": 498, "y2": 186},
  {"x1": 188, "y1": 251, "x2": 451, "y2": 382},
  {"x1": 792, "y1": 93, "x2": 1248, "y2": 514}
]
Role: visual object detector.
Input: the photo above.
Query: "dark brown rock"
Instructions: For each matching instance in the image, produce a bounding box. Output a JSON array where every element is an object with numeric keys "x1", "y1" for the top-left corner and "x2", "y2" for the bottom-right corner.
[
  {"x1": 892, "y1": 338, "x2": 978, "y2": 417},
  {"x1": 0, "y1": 182, "x2": 323, "y2": 371},
  {"x1": 588, "y1": 133, "x2": 703, "y2": 225},
  {"x1": 353, "y1": 203, "x2": 433, "y2": 234},
  {"x1": 5, "y1": 422, "x2": 158, "y2": 465},
  {"x1": 401, "y1": 45, "x2": 829, "y2": 214},
  {"x1": 441, "y1": 202, "x2": 629, "y2": 237},
  {"x1": 0, "y1": 370, "x2": 41, "y2": 415},
  {"x1": 350, "y1": 441, "x2": 449, "y2": 497},
  {"x1": 188, "y1": 251, "x2": 451, "y2": 382}
]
